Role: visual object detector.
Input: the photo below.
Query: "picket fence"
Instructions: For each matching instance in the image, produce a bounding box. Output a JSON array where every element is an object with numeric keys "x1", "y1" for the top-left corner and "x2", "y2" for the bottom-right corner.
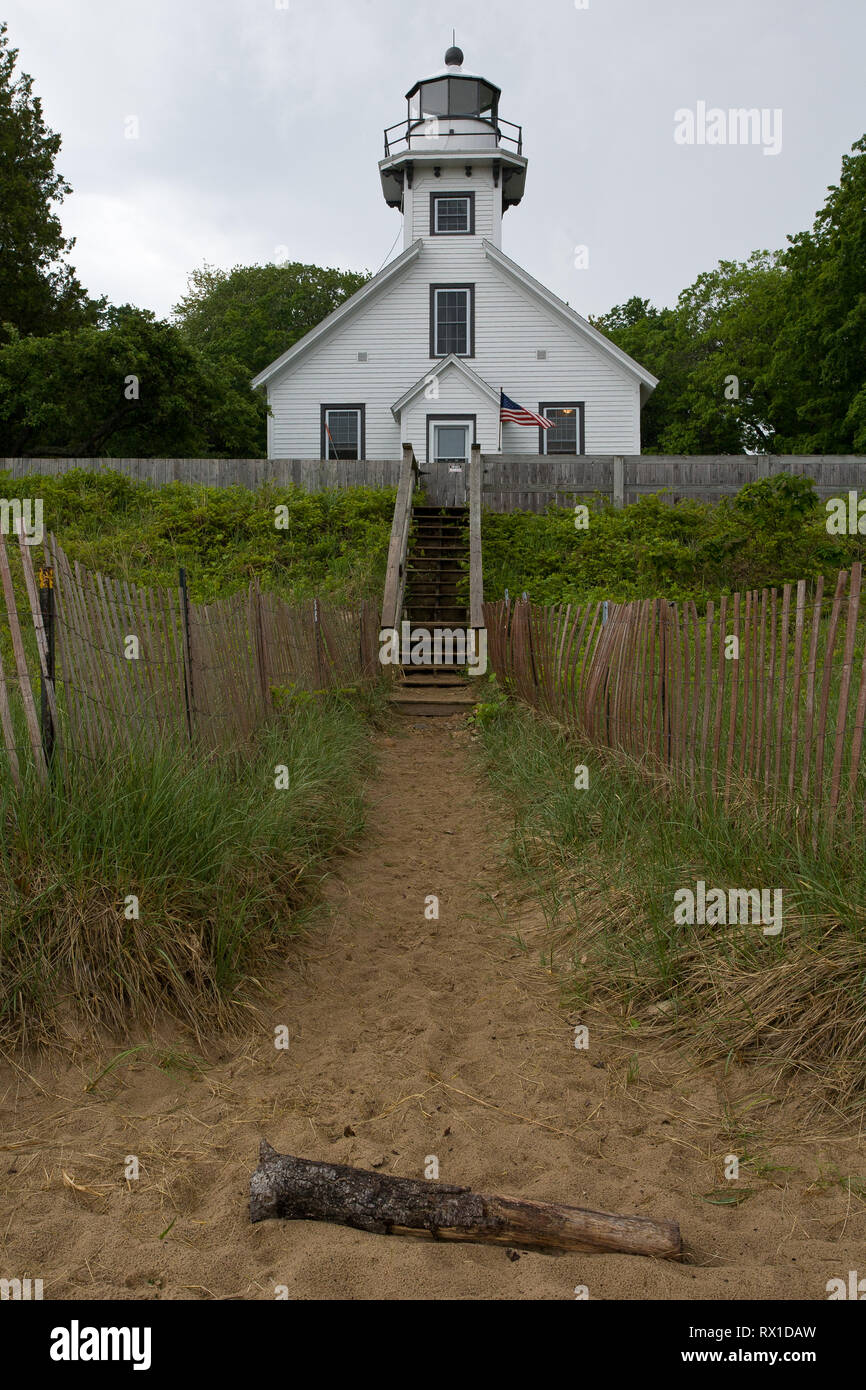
[
  {"x1": 0, "y1": 530, "x2": 379, "y2": 786},
  {"x1": 483, "y1": 564, "x2": 866, "y2": 847}
]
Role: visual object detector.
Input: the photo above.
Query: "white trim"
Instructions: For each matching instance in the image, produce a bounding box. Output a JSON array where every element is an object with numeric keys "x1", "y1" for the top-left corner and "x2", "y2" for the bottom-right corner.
[
  {"x1": 324, "y1": 407, "x2": 362, "y2": 460},
  {"x1": 540, "y1": 404, "x2": 582, "y2": 455},
  {"x1": 433, "y1": 285, "x2": 471, "y2": 356},
  {"x1": 433, "y1": 194, "x2": 471, "y2": 233},
  {"x1": 390, "y1": 354, "x2": 498, "y2": 419},
  {"x1": 430, "y1": 419, "x2": 471, "y2": 464},
  {"x1": 250, "y1": 240, "x2": 423, "y2": 389},
  {"x1": 481, "y1": 240, "x2": 659, "y2": 392}
]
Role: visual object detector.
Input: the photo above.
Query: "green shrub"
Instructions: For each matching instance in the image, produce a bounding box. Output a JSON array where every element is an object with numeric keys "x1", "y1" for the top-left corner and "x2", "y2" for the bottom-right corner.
[
  {"x1": 0, "y1": 469, "x2": 396, "y2": 603},
  {"x1": 481, "y1": 478, "x2": 864, "y2": 606}
]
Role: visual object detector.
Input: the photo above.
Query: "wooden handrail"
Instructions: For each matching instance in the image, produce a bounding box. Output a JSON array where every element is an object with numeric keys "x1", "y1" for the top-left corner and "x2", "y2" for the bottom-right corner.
[
  {"x1": 381, "y1": 443, "x2": 418, "y2": 630},
  {"x1": 468, "y1": 443, "x2": 484, "y2": 630}
]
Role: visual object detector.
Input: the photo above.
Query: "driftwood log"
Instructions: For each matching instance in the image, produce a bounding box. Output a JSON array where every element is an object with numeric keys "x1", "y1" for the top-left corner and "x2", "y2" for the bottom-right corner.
[{"x1": 250, "y1": 1142, "x2": 682, "y2": 1259}]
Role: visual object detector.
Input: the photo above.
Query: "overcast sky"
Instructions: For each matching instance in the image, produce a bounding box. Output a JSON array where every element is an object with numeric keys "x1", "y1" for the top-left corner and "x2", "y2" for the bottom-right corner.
[{"x1": 6, "y1": 0, "x2": 865, "y2": 322}]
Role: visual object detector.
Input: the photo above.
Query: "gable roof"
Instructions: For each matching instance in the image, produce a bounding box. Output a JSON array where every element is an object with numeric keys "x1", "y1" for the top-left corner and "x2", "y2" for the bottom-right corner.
[
  {"x1": 481, "y1": 240, "x2": 659, "y2": 399},
  {"x1": 390, "y1": 354, "x2": 499, "y2": 418},
  {"x1": 250, "y1": 240, "x2": 423, "y2": 389}
]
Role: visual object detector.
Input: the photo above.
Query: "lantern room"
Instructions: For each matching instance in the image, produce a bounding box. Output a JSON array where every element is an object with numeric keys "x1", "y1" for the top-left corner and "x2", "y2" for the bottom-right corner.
[{"x1": 380, "y1": 47, "x2": 527, "y2": 213}]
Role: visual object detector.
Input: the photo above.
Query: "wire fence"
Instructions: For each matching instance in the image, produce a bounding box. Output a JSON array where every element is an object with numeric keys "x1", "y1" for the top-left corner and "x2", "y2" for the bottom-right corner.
[
  {"x1": 0, "y1": 531, "x2": 380, "y2": 784},
  {"x1": 484, "y1": 563, "x2": 866, "y2": 850}
]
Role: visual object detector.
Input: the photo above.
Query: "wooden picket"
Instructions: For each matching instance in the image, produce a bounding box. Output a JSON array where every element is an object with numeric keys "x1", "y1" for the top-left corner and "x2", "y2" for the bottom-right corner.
[
  {"x1": 482, "y1": 564, "x2": 866, "y2": 850},
  {"x1": 0, "y1": 535, "x2": 381, "y2": 782}
]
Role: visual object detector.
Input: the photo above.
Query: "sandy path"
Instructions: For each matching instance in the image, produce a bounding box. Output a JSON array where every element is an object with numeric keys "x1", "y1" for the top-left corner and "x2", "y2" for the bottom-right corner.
[{"x1": 1, "y1": 717, "x2": 863, "y2": 1300}]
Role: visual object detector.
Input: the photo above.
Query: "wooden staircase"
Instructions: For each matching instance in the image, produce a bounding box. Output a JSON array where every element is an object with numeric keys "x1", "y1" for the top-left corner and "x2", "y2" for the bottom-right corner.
[
  {"x1": 380, "y1": 445, "x2": 485, "y2": 719},
  {"x1": 392, "y1": 504, "x2": 478, "y2": 716},
  {"x1": 404, "y1": 505, "x2": 470, "y2": 631}
]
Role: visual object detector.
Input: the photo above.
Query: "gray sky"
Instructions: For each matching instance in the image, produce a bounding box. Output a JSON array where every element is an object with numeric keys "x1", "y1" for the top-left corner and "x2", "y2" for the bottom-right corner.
[{"x1": 6, "y1": 0, "x2": 866, "y2": 322}]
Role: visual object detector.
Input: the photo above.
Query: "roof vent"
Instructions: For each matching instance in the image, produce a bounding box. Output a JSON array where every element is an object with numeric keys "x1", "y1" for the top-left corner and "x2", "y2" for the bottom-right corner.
[
  {"x1": 536, "y1": 349, "x2": 547, "y2": 361},
  {"x1": 357, "y1": 350, "x2": 368, "y2": 362}
]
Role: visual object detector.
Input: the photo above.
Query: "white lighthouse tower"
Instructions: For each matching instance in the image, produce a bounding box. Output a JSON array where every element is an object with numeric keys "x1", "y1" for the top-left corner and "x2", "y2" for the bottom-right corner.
[{"x1": 379, "y1": 44, "x2": 527, "y2": 251}]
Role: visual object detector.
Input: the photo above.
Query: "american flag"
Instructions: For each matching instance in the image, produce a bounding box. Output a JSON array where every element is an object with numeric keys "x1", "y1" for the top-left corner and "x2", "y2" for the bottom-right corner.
[{"x1": 500, "y1": 391, "x2": 553, "y2": 429}]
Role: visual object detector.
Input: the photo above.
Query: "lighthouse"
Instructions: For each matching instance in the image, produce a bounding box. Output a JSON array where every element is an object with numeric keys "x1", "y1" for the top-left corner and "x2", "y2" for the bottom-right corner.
[
  {"x1": 252, "y1": 49, "x2": 656, "y2": 465},
  {"x1": 379, "y1": 45, "x2": 527, "y2": 251}
]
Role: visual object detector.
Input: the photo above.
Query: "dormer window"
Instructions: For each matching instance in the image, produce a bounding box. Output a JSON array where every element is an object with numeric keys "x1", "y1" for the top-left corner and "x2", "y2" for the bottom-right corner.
[{"x1": 430, "y1": 192, "x2": 475, "y2": 235}]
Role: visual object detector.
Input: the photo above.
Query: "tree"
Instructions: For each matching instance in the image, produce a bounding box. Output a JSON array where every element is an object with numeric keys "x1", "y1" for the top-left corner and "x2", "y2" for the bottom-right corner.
[
  {"x1": 767, "y1": 135, "x2": 866, "y2": 452},
  {"x1": 0, "y1": 307, "x2": 265, "y2": 457},
  {"x1": 594, "y1": 137, "x2": 866, "y2": 456},
  {"x1": 592, "y1": 254, "x2": 787, "y2": 454},
  {"x1": 172, "y1": 260, "x2": 370, "y2": 378},
  {"x1": 0, "y1": 21, "x2": 95, "y2": 342}
]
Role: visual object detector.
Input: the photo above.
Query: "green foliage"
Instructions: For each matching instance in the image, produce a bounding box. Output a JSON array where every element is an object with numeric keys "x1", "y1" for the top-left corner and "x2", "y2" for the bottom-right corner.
[
  {"x1": 475, "y1": 704, "x2": 866, "y2": 1114},
  {"x1": 0, "y1": 696, "x2": 375, "y2": 1042},
  {"x1": 481, "y1": 477, "x2": 864, "y2": 606},
  {"x1": 0, "y1": 308, "x2": 265, "y2": 457},
  {"x1": 0, "y1": 22, "x2": 97, "y2": 342},
  {"x1": 593, "y1": 254, "x2": 786, "y2": 454},
  {"x1": 593, "y1": 135, "x2": 866, "y2": 455},
  {"x1": 468, "y1": 673, "x2": 509, "y2": 728},
  {"x1": 0, "y1": 468, "x2": 396, "y2": 602},
  {"x1": 732, "y1": 472, "x2": 818, "y2": 527},
  {"x1": 767, "y1": 134, "x2": 866, "y2": 452},
  {"x1": 5, "y1": 466, "x2": 859, "y2": 609},
  {"x1": 172, "y1": 260, "x2": 370, "y2": 377}
]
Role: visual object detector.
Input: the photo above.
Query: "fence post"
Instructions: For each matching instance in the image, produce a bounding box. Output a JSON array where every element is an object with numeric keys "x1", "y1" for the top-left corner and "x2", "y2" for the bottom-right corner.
[
  {"x1": 664, "y1": 603, "x2": 670, "y2": 767},
  {"x1": 250, "y1": 578, "x2": 270, "y2": 715},
  {"x1": 602, "y1": 600, "x2": 611, "y2": 741},
  {"x1": 178, "y1": 567, "x2": 194, "y2": 740},
  {"x1": 613, "y1": 457, "x2": 625, "y2": 508},
  {"x1": 38, "y1": 564, "x2": 55, "y2": 768},
  {"x1": 313, "y1": 596, "x2": 326, "y2": 688},
  {"x1": 523, "y1": 595, "x2": 540, "y2": 702}
]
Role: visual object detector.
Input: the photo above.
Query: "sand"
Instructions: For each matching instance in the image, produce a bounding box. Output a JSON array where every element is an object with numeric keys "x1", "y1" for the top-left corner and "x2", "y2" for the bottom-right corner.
[{"x1": 1, "y1": 717, "x2": 864, "y2": 1300}]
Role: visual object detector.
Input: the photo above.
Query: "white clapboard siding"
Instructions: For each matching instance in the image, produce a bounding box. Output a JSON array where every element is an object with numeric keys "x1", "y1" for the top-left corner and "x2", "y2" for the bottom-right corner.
[
  {"x1": 267, "y1": 247, "x2": 642, "y2": 460},
  {"x1": 405, "y1": 166, "x2": 501, "y2": 248},
  {"x1": 401, "y1": 362, "x2": 499, "y2": 459}
]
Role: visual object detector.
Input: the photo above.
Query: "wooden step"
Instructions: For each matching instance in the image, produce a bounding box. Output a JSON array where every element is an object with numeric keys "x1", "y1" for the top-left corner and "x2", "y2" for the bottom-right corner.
[
  {"x1": 389, "y1": 682, "x2": 480, "y2": 717},
  {"x1": 412, "y1": 506, "x2": 468, "y2": 515},
  {"x1": 398, "y1": 672, "x2": 467, "y2": 687}
]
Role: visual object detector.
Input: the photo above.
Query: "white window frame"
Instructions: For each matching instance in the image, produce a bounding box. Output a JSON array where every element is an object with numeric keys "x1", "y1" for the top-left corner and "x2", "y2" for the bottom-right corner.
[
  {"x1": 433, "y1": 194, "x2": 471, "y2": 234},
  {"x1": 539, "y1": 402, "x2": 584, "y2": 456},
  {"x1": 322, "y1": 406, "x2": 363, "y2": 460},
  {"x1": 429, "y1": 419, "x2": 472, "y2": 464},
  {"x1": 431, "y1": 285, "x2": 473, "y2": 357}
]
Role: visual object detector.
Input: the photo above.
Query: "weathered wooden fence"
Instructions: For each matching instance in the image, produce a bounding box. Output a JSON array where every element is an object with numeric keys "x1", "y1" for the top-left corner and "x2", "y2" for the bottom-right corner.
[
  {"x1": 5, "y1": 454, "x2": 866, "y2": 511},
  {"x1": 0, "y1": 457, "x2": 405, "y2": 491},
  {"x1": 484, "y1": 564, "x2": 866, "y2": 848},
  {"x1": 0, "y1": 531, "x2": 379, "y2": 785},
  {"x1": 480, "y1": 455, "x2": 866, "y2": 512}
]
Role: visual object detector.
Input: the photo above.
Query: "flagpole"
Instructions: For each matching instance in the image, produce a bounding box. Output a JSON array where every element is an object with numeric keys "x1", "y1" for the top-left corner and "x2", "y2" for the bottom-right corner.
[{"x1": 498, "y1": 388, "x2": 502, "y2": 453}]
